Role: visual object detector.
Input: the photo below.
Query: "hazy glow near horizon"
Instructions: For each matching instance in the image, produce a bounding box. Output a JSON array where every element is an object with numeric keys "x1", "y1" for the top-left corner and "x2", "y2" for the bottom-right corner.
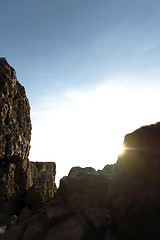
[{"x1": 29, "y1": 81, "x2": 160, "y2": 184}]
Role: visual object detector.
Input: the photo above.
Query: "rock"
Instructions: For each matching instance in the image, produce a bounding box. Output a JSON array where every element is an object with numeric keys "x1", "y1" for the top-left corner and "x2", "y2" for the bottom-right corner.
[
  {"x1": 26, "y1": 162, "x2": 57, "y2": 211},
  {"x1": 1, "y1": 167, "x2": 110, "y2": 239},
  {"x1": 98, "y1": 164, "x2": 116, "y2": 181},
  {"x1": 58, "y1": 168, "x2": 110, "y2": 235},
  {"x1": 110, "y1": 122, "x2": 160, "y2": 240},
  {"x1": 0, "y1": 58, "x2": 32, "y2": 224},
  {"x1": 68, "y1": 166, "x2": 97, "y2": 177},
  {"x1": 0, "y1": 58, "x2": 31, "y2": 160},
  {"x1": 18, "y1": 207, "x2": 32, "y2": 224}
]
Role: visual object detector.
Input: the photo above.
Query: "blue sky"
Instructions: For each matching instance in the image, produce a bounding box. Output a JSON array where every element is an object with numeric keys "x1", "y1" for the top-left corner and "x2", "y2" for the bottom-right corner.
[{"x1": 1, "y1": 0, "x2": 160, "y2": 183}]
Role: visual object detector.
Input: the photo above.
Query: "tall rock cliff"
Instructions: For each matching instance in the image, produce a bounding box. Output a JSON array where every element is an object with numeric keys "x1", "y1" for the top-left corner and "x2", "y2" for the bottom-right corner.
[
  {"x1": 0, "y1": 58, "x2": 31, "y2": 160},
  {"x1": 0, "y1": 58, "x2": 32, "y2": 223}
]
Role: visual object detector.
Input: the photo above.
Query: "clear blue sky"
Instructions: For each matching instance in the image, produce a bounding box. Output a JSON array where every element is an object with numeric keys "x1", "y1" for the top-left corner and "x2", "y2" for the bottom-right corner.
[{"x1": 1, "y1": 0, "x2": 160, "y2": 183}]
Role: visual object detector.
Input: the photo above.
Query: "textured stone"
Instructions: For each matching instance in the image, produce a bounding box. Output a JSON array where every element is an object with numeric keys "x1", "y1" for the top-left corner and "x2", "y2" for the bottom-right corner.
[
  {"x1": 98, "y1": 164, "x2": 116, "y2": 181},
  {"x1": 68, "y1": 166, "x2": 97, "y2": 177},
  {"x1": 58, "y1": 169, "x2": 110, "y2": 236},
  {"x1": 1, "y1": 167, "x2": 110, "y2": 240},
  {"x1": 26, "y1": 162, "x2": 57, "y2": 211},
  {"x1": 0, "y1": 58, "x2": 31, "y2": 160},
  {"x1": 0, "y1": 58, "x2": 32, "y2": 223},
  {"x1": 110, "y1": 122, "x2": 160, "y2": 240}
]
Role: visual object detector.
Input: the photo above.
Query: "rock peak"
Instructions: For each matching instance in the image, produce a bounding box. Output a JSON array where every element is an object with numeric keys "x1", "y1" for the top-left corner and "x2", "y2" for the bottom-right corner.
[{"x1": 0, "y1": 57, "x2": 7, "y2": 61}]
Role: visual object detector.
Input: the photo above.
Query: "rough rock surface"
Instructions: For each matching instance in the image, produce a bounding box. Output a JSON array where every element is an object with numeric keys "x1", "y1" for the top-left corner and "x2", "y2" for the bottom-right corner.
[
  {"x1": 0, "y1": 167, "x2": 110, "y2": 240},
  {"x1": 0, "y1": 58, "x2": 31, "y2": 160},
  {"x1": 0, "y1": 58, "x2": 32, "y2": 224},
  {"x1": 98, "y1": 164, "x2": 116, "y2": 181},
  {"x1": 110, "y1": 122, "x2": 160, "y2": 240},
  {"x1": 26, "y1": 162, "x2": 57, "y2": 211}
]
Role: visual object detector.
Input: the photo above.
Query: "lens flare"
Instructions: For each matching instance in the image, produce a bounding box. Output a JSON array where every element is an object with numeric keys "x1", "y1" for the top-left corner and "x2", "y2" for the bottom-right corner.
[{"x1": 118, "y1": 144, "x2": 125, "y2": 155}]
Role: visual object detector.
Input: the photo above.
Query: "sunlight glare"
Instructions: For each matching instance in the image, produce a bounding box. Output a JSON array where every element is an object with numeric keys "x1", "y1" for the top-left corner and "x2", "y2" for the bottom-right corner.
[{"x1": 118, "y1": 144, "x2": 125, "y2": 156}]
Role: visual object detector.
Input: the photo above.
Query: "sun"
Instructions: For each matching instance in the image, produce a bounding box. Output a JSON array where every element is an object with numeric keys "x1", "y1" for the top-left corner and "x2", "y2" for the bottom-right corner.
[{"x1": 118, "y1": 144, "x2": 125, "y2": 155}]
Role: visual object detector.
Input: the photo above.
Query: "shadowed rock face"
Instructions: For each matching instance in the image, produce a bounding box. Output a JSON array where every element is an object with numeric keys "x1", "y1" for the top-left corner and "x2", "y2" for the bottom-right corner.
[
  {"x1": 0, "y1": 58, "x2": 32, "y2": 223},
  {"x1": 0, "y1": 167, "x2": 110, "y2": 240},
  {"x1": 110, "y1": 122, "x2": 160, "y2": 240}
]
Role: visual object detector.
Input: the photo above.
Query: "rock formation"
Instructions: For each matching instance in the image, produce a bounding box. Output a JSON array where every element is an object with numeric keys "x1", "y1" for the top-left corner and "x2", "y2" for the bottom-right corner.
[
  {"x1": 110, "y1": 122, "x2": 160, "y2": 240},
  {"x1": 0, "y1": 167, "x2": 110, "y2": 240},
  {"x1": 26, "y1": 162, "x2": 57, "y2": 211},
  {"x1": 98, "y1": 164, "x2": 116, "y2": 181},
  {"x1": 1, "y1": 58, "x2": 160, "y2": 240},
  {"x1": 0, "y1": 58, "x2": 57, "y2": 224},
  {"x1": 0, "y1": 58, "x2": 31, "y2": 160},
  {"x1": 0, "y1": 58, "x2": 32, "y2": 223},
  {"x1": 2, "y1": 119, "x2": 160, "y2": 240}
]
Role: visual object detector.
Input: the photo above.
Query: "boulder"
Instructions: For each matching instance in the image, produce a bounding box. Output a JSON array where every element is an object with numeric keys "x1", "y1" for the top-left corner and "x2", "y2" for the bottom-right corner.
[
  {"x1": 1, "y1": 167, "x2": 110, "y2": 240},
  {"x1": 0, "y1": 58, "x2": 31, "y2": 223},
  {"x1": 110, "y1": 122, "x2": 160, "y2": 240},
  {"x1": 58, "y1": 167, "x2": 109, "y2": 230},
  {"x1": 68, "y1": 166, "x2": 97, "y2": 176}
]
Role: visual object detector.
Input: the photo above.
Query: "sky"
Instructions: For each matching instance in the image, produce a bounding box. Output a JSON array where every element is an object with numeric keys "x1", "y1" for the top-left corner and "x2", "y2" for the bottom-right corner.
[{"x1": 1, "y1": 0, "x2": 160, "y2": 184}]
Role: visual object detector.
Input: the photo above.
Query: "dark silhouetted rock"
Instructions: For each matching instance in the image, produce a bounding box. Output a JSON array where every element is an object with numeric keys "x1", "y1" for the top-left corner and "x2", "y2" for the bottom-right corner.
[
  {"x1": 1, "y1": 167, "x2": 110, "y2": 240},
  {"x1": 0, "y1": 58, "x2": 32, "y2": 224},
  {"x1": 110, "y1": 122, "x2": 160, "y2": 240},
  {"x1": 98, "y1": 164, "x2": 116, "y2": 181},
  {"x1": 68, "y1": 166, "x2": 97, "y2": 176}
]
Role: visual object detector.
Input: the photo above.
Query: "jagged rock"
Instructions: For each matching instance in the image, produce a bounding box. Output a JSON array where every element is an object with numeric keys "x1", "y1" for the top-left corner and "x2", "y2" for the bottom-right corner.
[
  {"x1": 58, "y1": 168, "x2": 110, "y2": 232},
  {"x1": 98, "y1": 164, "x2": 116, "y2": 181},
  {"x1": 26, "y1": 162, "x2": 57, "y2": 211},
  {"x1": 1, "y1": 167, "x2": 110, "y2": 239},
  {"x1": 110, "y1": 122, "x2": 160, "y2": 240},
  {"x1": 0, "y1": 58, "x2": 32, "y2": 223},
  {"x1": 0, "y1": 58, "x2": 31, "y2": 160},
  {"x1": 68, "y1": 166, "x2": 97, "y2": 177},
  {"x1": 0, "y1": 58, "x2": 57, "y2": 225}
]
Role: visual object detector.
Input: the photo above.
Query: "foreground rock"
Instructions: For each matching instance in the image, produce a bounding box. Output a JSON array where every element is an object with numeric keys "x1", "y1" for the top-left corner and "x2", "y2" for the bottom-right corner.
[
  {"x1": 110, "y1": 122, "x2": 160, "y2": 240},
  {"x1": 0, "y1": 167, "x2": 110, "y2": 240},
  {"x1": 0, "y1": 58, "x2": 32, "y2": 224}
]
